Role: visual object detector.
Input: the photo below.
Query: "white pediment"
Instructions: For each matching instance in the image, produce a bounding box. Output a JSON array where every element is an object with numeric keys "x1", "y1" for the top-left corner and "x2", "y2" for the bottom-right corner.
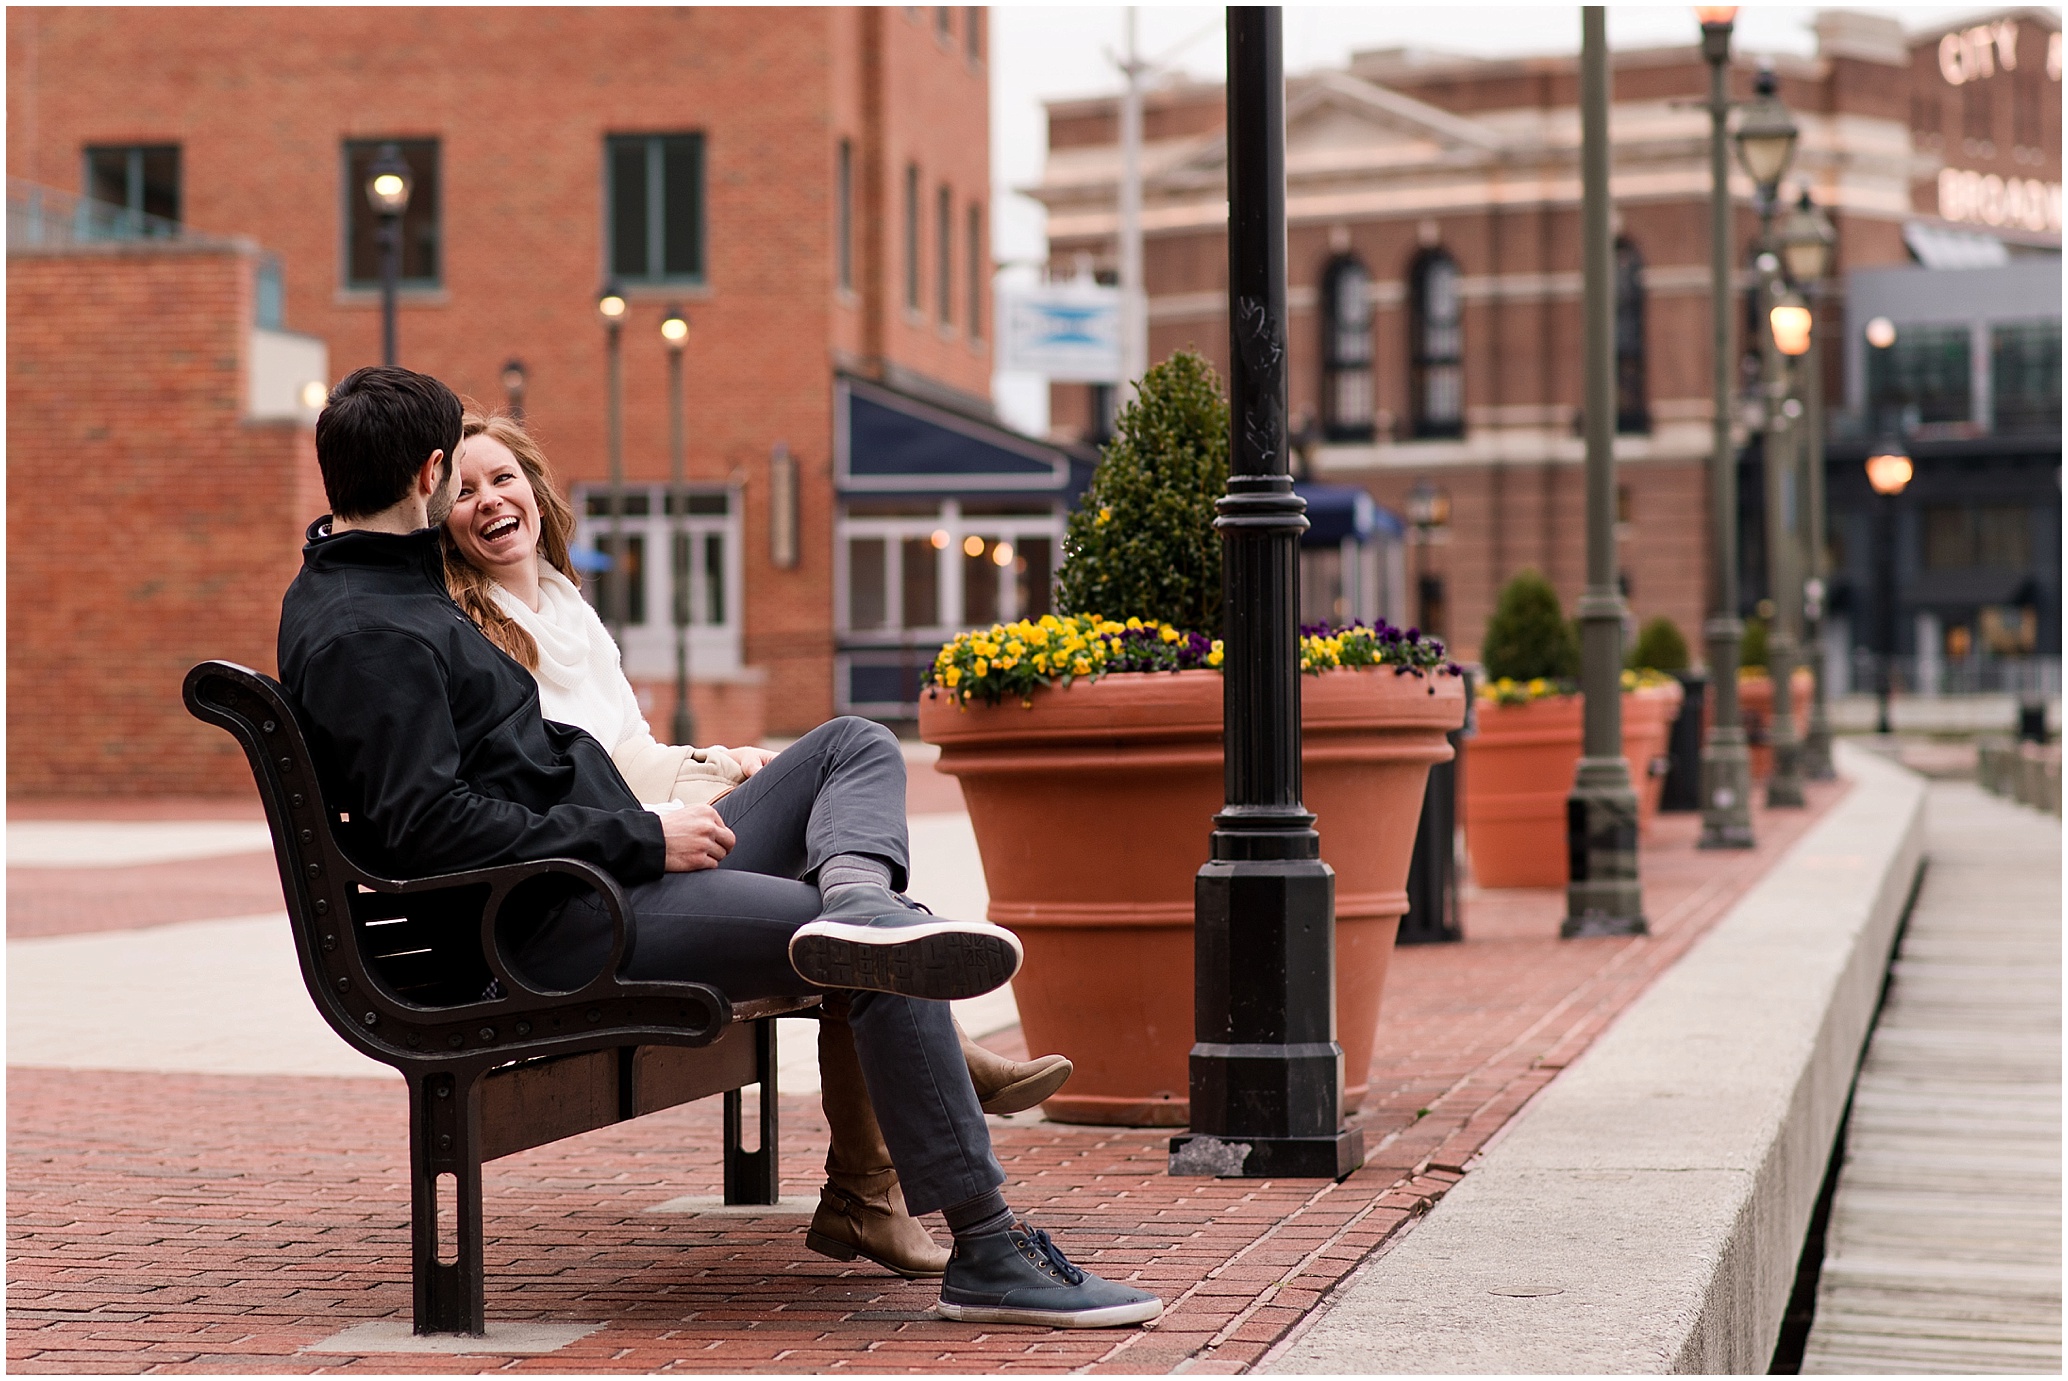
[{"x1": 1164, "y1": 70, "x2": 1505, "y2": 184}]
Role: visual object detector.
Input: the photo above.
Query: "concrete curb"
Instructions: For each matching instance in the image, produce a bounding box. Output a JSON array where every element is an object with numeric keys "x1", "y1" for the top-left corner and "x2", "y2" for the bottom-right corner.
[{"x1": 1263, "y1": 741, "x2": 1927, "y2": 1375}]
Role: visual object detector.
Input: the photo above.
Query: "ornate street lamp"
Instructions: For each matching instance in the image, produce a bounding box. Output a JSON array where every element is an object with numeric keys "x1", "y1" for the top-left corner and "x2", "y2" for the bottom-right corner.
[
  {"x1": 1564, "y1": 6, "x2": 1646, "y2": 938},
  {"x1": 365, "y1": 144, "x2": 414, "y2": 367},
  {"x1": 1737, "y1": 68, "x2": 1806, "y2": 809},
  {"x1": 597, "y1": 283, "x2": 628, "y2": 647},
  {"x1": 1169, "y1": 6, "x2": 1362, "y2": 1183},
  {"x1": 1695, "y1": 5, "x2": 1755, "y2": 849},
  {"x1": 661, "y1": 304, "x2": 696, "y2": 747},
  {"x1": 1781, "y1": 190, "x2": 1838, "y2": 779},
  {"x1": 500, "y1": 358, "x2": 527, "y2": 423},
  {"x1": 1866, "y1": 441, "x2": 1913, "y2": 735}
]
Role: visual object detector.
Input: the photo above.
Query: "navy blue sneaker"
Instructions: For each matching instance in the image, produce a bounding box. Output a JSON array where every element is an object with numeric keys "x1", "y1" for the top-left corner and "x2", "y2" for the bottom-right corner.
[
  {"x1": 934, "y1": 1218, "x2": 1163, "y2": 1328},
  {"x1": 789, "y1": 886, "x2": 1022, "y2": 1002}
]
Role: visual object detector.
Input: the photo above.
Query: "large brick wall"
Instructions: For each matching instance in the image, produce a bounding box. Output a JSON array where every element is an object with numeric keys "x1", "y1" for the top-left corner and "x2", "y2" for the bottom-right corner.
[
  {"x1": 8, "y1": 246, "x2": 316, "y2": 798},
  {"x1": 7, "y1": 6, "x2": 993, "y2": 736}
]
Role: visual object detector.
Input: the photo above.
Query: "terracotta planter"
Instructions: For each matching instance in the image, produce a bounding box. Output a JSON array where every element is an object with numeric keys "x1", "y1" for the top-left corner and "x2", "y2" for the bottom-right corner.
[
  {"x1": 1737, "y1": 668, "x2": 1815, "y2": 781},
  {"x1": 1625, "y1": 680, "x2": 1686, "y2": 835},
  {"x1": 1462, "y1": 686, "x2": 1685, "y2": 889},
  {"x1": 920, "y1": 667, "x2": 1465, "y2": 1126}
]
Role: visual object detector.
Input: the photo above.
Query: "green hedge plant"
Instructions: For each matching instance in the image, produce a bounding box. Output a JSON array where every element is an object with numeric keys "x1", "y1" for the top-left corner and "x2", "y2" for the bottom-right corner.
[
  {"x1": 1629, "y1": 615, "x2": 1690, "y2": 674},
  {"x1": 1481, "y1": 569, "x2": 1580, "y2": 683},
  {"x1": 1056, "y1": 349, "x2": 1228, "y2": 638}
]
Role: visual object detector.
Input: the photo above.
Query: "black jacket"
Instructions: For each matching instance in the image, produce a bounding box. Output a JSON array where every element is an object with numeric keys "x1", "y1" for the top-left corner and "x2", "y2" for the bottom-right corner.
[{"x1": 277, "y1": 519, "x2": 666, "y2": 884}]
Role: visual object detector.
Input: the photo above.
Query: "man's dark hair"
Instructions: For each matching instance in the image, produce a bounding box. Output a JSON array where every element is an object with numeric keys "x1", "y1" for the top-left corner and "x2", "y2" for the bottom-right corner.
[{"x1": 315, "y1": 366, "x2": 464, "y2": 519}]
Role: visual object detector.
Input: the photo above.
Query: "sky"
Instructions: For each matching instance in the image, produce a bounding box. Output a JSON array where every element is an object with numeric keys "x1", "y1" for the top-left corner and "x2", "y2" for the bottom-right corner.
[{"x1": 985, "y1": 3, "x2": 1993, "y2": 431}]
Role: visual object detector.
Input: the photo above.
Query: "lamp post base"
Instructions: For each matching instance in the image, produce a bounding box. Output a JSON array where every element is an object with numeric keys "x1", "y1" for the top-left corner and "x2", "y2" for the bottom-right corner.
[
  {"x1": 1175, "y1": 858, "x2": 1364, "y2": 1180},
  {"x1": 1169, "y1": 1127, "x2": 1365, "y2": 1180},
  {"x1": 1698, "y1": 732, "x2": 1757, "y2": 849},
  {"x1": 1562, "y1": 758, "x2": 1647, "y2": 937}
]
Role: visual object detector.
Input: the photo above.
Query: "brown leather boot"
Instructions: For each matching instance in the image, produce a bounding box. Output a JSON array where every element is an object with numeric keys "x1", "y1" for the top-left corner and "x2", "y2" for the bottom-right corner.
[
  {"x1": 957, "y1": 1020, "x2": 1073, "y2": 1115},
  {"x1": 805, "y1": 996, "x2": 950, "y2": 1278}
]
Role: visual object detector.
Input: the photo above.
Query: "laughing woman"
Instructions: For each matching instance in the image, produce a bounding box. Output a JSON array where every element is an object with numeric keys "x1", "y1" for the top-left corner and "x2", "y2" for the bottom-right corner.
[{"x1": 440, "y1": 413, "x2": 1071, "y2": 1278}]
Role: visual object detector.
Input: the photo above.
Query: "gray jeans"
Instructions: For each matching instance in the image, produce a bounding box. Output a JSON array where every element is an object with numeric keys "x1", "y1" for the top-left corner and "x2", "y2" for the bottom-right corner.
[{"x1": 509, "y1": 715, "x2": 1004, "y2": 1216}]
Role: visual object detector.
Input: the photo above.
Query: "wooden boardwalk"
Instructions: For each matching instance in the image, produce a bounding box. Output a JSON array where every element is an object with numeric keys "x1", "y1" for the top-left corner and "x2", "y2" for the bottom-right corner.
[{"x1": 1803, "y1": 780, "x2": 2062, "y2": 1374}]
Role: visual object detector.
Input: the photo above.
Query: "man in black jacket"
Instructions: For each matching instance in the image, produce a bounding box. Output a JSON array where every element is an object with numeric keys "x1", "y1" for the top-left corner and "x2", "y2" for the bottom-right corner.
[{"x1": 277, "y1": 366, "x2": 1161, "y2": 1329}]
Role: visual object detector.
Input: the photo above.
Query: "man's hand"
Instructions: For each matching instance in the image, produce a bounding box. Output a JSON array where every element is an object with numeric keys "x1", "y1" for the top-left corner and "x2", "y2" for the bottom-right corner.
[
  {"x1": 660, "y1": 803, "x2": 735, "y2": 871},
  {"x1": 729, "y1": 745, "x2": 780, "y2": 778}
]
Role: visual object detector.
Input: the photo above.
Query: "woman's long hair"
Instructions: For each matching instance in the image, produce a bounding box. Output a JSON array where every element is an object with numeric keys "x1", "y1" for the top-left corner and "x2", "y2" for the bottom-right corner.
[{"x1": 441, "y1": 412, "x2": 582, "y2": 670}]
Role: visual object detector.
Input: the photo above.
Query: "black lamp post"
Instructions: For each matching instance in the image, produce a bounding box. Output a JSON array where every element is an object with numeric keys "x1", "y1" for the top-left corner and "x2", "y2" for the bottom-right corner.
[
  {"x1": 500, "y1": 358, "x2": 527, "y2": 424},
  {"x1": 1866, "y1": 443, "x2": 1913, "y2": 735},
  {"x1": 661, "y1": 304, "x2": 696, "y2": 747},
  {"x1": 365, "y1": 144, "x2": 414, "y2": 367},
  {"x1": 1696, "y1": 5, "x2": 1756, "y2": 849},
  {"x1": 1564, "y1": 6, "x2": 1647, "y2": 939},
  {"x1": 597, "y1": 282, "x2": 628, "y2": 647},
  {"x1": 1169, "y1": 6, "x2": 1362, "y2": 1183}
]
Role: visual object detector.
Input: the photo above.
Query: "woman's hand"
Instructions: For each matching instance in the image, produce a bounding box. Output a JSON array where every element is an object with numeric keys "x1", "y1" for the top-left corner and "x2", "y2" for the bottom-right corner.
[
  {"x1": 659, "y1": 803, "x2": 735, "y2": 871},
  {"x1": 728, "y1": 745, "x2": 780, "y2": 778}
]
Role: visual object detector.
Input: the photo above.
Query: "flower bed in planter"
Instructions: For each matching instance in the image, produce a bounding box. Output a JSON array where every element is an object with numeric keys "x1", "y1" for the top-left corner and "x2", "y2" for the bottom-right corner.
[
  {"x1": 1462, "y1": 677, "x2": 1684, "y2": 890},
  {"x1": 919, "y1": 619, "x2": 1464, "y2": 1126}
]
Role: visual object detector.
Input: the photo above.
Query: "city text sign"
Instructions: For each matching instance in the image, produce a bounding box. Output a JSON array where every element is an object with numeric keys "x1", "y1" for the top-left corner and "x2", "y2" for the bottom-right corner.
[{"x1": 1938, "y1": 168, "x2": 2063, "y2": 234}]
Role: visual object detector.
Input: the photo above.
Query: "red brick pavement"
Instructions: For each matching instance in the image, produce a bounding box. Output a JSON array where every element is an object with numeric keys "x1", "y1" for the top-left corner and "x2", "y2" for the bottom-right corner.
[{"x1": 8, "y1": 784, "x2": 1841, "y2": 1373}]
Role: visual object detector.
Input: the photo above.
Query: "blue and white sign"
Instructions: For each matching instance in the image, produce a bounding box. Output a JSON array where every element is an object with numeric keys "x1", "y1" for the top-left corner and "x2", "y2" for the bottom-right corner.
[{"x1": 999, "y1": 282, "x2": 1121, "y2": 382}]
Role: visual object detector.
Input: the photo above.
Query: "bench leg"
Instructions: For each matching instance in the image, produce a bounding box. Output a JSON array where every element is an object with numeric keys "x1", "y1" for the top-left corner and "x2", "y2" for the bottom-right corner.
[
  {"x1": 723, "y1": 1017, "x2": 781, "y2": 1205},
  {"x1": 408, "y1": 1070, "x2": 487, "y2": 1335}
]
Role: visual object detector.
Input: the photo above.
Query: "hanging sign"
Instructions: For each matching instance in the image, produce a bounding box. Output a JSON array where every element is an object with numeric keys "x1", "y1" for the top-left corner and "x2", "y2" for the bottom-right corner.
[{"x1": 998, "y1": 282, "x2": 1121, "y2": 381}]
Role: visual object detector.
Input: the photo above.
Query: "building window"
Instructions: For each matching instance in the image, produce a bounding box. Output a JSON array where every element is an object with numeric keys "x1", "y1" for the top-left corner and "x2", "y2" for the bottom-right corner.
[
  {"x1": 965, "y1": 6, "x2": 984, "y2": 62},
  {"x1": 1408, "y1": 249, "x2": 1463, "y2": 438},
  {"x1": 836, "y1": 139, "x2": 854, "y2": 293},
  {"x1": 903, "y1": 164, "x2": 921, "y2": 312},
  {"x1": 1615, "y1": 238, "x2": 1649, "y2": 434},
  {"x1": 1992, "y1": 320, "x2": 2062, "y2": 433},
  {"x1": 1087, "y1": 384, "x2": 1119, "y2": 446},
  {"x1": 606, "y1": 133, "x2": 705, "y2": 284},
  {"x1": 967, "y1": 202, "x2": 985, "y2": 341},
  {"x1": 83, "y1": 144, "x2": 180, "y2": 233},
  {"x1": 839, "y1": 498, "x2": 1061, "y2": 641},
  {"x1": 1320, "y1": 255, "x2": 1375, "y2": 441},
  {"x1": 1912, "y1": 89, "x2": 1942, "y2": 143},
  {"x1": 1924, "y1": 503, "x2": 2032, "y2": 571},
  {"x1": 937, "y1": 184, "x2": 954, "y2": 327},
  {"x1": 1963, "y1": 77, "x2": 1995, "y2": 147},
  {"x1": 1868, "y1": 324, "x2": 1972, "y2": 427},
  {"x1": 936, "y1": 6, "x2": 952, "y2": 40},
  {"x1": 2014, "y1": 70, "x2": 2046, "y2": 150},
  {"x1": 344, "y1": 139, "x2": 440, "y2": 287}
]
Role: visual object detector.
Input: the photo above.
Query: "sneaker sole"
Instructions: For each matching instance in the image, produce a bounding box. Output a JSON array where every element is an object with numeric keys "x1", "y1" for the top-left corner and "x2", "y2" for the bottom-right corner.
[
  {"x1": 789, "y1": 918, "x2": 1023, "y2": 1002},
  {"x1": 933, "y1": 1296, "x2": 1164, "y2": 1328}
]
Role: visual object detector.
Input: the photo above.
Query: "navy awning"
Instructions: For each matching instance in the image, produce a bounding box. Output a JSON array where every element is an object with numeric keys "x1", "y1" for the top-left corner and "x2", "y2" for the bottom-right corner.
[
  {"x1": 837, "y1": 375, "x2": 1071, "y2": 495},
  {"x1": 1294, "y1": 480, "x2": 1402, "y2": 546}
]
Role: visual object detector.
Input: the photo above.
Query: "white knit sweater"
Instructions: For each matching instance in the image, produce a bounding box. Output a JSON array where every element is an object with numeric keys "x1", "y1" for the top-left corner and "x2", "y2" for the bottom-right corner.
[{"x1": 490, "y1": 566, "x2": 745, "y2": 806}]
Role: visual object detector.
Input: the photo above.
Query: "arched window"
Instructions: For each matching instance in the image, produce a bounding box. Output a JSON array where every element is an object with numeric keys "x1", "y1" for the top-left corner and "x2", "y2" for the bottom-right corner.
[
  {"x1": 1321, "y1": 255, "x2": 1375, "y2": 441},
  {"x1": 1409, "y1": 250, "x2": 1463, "y2": 438},
  {"x1": 1615, "y1": 238, "x2": 1649, "y2": 434}
]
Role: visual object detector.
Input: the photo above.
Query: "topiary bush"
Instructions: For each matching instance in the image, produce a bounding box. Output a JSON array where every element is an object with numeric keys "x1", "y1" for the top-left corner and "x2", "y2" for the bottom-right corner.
[
  {"x1": 1056, "y1": 349, "x2": 1228, "y2": 638},
  {"x1": 1481, "y1": 569, "x2": 1580, "y2": 683},
  {"x1": 1629, "y1": 615, "x2": 1690, "y2": 673},
  {"x1": 1739, "y1": 617, "x2": 1769, "y2": 672}
]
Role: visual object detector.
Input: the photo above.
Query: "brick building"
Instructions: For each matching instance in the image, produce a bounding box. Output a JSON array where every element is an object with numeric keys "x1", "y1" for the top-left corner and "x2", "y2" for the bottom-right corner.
[
  {"x1": 1033, "y1": 9, "x2": 2060, "y2": 668},
  {"x1": 9, "y1": 6, "x2": 1048, "y2": 796}
]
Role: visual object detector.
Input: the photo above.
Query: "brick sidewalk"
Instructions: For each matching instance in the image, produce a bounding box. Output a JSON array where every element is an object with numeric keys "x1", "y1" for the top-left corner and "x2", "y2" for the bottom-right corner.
[{"x1": 9, "y1": 785, "x2": 1842, "y2": 1374}]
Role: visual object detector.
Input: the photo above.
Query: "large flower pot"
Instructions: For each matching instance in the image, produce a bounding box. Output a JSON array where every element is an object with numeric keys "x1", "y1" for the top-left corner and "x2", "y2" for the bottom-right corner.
[
  {"x1": 920, "y1": 667, "x2": 1465, "y2": 1126},
  {"x1": 1737, "y1": 668, "x2": 1815, "y2": 781},
  {"x1": 1462, "y1": 686, "x2": 1685, "y2": 889}
]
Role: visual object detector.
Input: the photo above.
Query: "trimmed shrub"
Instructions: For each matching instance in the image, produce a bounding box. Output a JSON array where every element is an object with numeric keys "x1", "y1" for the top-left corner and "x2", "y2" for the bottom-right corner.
[
  {"x1": 1739, "y1": 617, "x2": 1769, "y2": 672},
  {"x1": 1630, "y1": 615, "x2": 1691, "y2": 673},
  {"x1": 1482, "y1": 569, "x2": 1580, "y2": 682},
  {"x1": 1056, "y1": 350, "x2": 1228, "y2": 638}
]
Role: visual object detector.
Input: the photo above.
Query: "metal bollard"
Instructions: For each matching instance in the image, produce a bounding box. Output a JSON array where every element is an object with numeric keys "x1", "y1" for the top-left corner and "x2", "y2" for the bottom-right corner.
[
  {"x1": 1401, "y1": 671, "x2": 1471, "y2": 946},
  {"x1": 1659, "y1": 670, "x2": 1709, "y2": 812}
]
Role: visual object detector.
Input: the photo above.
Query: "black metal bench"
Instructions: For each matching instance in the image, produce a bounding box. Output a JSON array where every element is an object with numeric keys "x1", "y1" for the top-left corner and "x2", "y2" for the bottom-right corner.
[{"x1": 183, "y1": 660, "x2": 817, "y2": 1335}]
